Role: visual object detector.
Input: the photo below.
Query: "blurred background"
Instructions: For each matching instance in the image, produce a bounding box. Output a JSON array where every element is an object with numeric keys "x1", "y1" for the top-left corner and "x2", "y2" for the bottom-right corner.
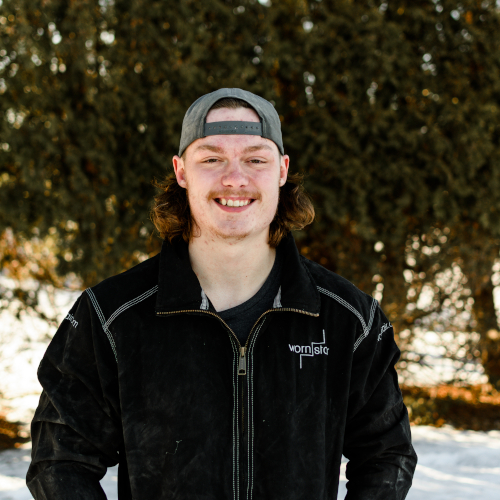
[{"x1": 1, "y1": 0, "x2": 500, "y2": 498}]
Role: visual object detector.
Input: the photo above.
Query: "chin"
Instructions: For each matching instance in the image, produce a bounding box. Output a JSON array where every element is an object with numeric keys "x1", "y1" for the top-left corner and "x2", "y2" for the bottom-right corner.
[{"x1": 212, "y1": 228, "x2": 251, "y2": 241}]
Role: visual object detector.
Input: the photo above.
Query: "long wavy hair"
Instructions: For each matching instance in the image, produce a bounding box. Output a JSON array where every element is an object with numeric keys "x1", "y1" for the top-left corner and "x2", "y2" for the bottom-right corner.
[
  {"x1": 151, "y1": 98, "x2": 315, "y2": 247},
  {"x1": 151, "y1": 171, "x2": 315, "y2": 247}
]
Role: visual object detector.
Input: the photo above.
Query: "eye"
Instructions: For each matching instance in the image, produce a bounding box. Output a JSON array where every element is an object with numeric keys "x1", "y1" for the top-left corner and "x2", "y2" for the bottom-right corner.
[
  {"x1": 249, "y1": 159, "x2": 265, "y2": 164},
  {"x1": 204, "y1": 158, "x2": 219, "y2": 163}
]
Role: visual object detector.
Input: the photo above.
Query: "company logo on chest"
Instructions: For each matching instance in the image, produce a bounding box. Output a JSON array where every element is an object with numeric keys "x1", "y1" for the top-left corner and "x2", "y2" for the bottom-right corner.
[{"x1": 288, "y1": 329, "x2": 328, "y2": 369}]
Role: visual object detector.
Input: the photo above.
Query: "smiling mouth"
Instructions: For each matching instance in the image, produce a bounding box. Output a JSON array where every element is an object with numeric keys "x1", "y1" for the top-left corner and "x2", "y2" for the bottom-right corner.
[{"x1": 215, "y1": 198, "x2": 254, "y2": 207}]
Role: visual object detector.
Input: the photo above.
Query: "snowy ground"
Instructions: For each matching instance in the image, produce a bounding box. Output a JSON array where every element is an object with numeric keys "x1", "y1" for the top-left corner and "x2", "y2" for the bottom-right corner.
[
  {"x1": 0, "y1": 278, "x2": 80, "y2": 425},
  {"x1": 1, "y1": 425, "x2": 499, "y2": 499},
  {"x1": 1, "y1": 278, "x2": 499, "y2": 498}
]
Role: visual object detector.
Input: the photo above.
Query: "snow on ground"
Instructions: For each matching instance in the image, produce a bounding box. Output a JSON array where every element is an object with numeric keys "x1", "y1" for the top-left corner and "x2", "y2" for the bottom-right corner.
[
  {"x1": 1, "y1": 426, "x2": 499, "y2": 499},
  {"x1": 1, "y1": 280, "x2": 500, "y2": 498},
  {"x1": 340, "y1": 425, "x2": 500, "y2": 500},
  {"x1": 0, "y1": 442, "x2": 118, "y2": 499},
  {"x1": 0, "y1": 278, "x2": 79, "y2": 425},
  {"x1": 402, "y1": 329, "x2": 488, "y2": 387}
]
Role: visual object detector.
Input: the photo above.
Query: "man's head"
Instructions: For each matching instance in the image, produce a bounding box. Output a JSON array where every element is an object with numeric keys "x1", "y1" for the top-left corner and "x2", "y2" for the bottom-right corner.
[
  {"x1": 178, "y1": 88, "x2": 284, "y2": 158},
  {"x1": 151, "y1": 89, "x2": 314, "y2": 246},
  {"x1": 181, "y1": 97, "x2": 271, "y2": 161}
]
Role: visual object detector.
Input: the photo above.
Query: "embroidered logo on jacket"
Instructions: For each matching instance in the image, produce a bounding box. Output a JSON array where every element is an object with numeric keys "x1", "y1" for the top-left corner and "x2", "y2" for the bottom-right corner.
[
  {"x1": 65, "y1": 313, "x2": 78, "y2": 329},
  {"x1": 289, "y1": 329, "x2": 328, "y2": 369},
  {"x1": 378, "y1": 322, "x2": 392, "y2": 341}
]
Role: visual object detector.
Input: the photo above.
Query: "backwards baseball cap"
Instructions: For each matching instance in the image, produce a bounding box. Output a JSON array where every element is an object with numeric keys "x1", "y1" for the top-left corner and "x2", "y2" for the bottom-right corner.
[{"x1": 178, "y1": 88, "x2": 284, "y2": 157}]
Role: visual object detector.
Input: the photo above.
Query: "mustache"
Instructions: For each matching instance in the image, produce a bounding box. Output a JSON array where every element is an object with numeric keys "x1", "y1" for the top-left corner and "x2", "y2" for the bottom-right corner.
[{"x1": 207, "y1": 189, "x2": 261, "y2": 201}]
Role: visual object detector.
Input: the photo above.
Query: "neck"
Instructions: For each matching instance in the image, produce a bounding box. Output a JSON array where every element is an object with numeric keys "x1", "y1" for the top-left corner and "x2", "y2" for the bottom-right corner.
[{"x1": 188, "y1": 232, "x2": 276, "y2": 312}]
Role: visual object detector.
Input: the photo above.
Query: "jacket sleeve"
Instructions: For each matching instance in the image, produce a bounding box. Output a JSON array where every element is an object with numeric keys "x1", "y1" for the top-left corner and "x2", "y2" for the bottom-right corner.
[
  {"x1": 26, "y1": 291, "x2": 122, "y2": 499},
  {"x1": 342, "y1": 301, "x2": 417, "y2": 500}
]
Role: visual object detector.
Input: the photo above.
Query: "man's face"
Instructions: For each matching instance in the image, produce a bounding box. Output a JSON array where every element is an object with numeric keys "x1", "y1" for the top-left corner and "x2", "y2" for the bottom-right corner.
[{"x1": 173, "y1": 107, "x2": 289, "y2": 244}]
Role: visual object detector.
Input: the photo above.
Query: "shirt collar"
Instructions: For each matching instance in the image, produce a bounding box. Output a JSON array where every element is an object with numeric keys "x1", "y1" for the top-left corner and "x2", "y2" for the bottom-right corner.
[{"x1": 155, "y1": 233, "x2": 320, "y2": 316}]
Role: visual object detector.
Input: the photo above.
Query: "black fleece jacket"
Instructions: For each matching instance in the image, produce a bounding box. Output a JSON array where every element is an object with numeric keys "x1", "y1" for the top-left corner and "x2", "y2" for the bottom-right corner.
[{"x1": 27, "y1": 234, "x2": 417, "y2": 499}]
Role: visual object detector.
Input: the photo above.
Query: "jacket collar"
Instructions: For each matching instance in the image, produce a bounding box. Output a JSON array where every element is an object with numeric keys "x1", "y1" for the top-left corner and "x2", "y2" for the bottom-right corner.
[{"x1": 155, "y1": 233, "x2": 320, "y2": 315}]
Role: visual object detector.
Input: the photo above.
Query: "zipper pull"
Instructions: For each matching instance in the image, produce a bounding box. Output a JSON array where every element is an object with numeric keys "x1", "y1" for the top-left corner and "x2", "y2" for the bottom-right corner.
[{"x1": 238, "y1": 346, "x2": 247, "y2": 376}]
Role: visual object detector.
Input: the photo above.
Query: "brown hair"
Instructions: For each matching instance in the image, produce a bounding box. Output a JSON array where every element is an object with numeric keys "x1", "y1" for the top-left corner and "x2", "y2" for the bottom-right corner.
[
  {"x1": 151, "y1": 172, "x2": 315, "y2": 247},
  {"x1": 151, "y1": 98, "x2": 315, "y2": 246}
]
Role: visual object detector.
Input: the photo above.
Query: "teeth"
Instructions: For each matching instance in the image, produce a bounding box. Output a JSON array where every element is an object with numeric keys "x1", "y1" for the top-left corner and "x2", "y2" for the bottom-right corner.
[{"x1": 218, "y1": 199, "x2": 251, "y2": 207}]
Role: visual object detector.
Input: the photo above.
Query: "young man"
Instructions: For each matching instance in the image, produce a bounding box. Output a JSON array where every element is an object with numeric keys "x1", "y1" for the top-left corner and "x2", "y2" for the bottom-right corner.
[{"x1": 27, "y1": 88, "x2": 417, "y2": 499}]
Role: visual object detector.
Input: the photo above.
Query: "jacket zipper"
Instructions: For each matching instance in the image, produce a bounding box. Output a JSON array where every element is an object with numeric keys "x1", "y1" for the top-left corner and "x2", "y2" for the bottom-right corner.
[
  {"x1": 238, "y1": 307, "x2": 320, "y2": 375},
  {"x1": 240, "y1": 308, "x2": 319, "y2": 500},
  {"x1": 156, "y1": 307, "x2": 318, "y2": 375},
  {"x1": 157, "y1": 306, "x2": 319, "y2": 500}
]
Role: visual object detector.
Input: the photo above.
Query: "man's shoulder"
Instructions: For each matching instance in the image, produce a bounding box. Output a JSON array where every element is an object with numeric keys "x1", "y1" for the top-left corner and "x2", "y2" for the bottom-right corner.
[
  {"x1": 86, "y1": 253, "x2": 161, "y2": 318},
  {"x1": 300, "y1": 255, "x2": 377, "y2": 321}
]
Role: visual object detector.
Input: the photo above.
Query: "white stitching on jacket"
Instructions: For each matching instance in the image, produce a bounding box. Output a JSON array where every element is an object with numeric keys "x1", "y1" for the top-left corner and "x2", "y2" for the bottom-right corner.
[
  {"x1": 228, "y1": 334, "x2": 239, "y2": 500},
  {"x1": 247, "y1": 318, "x2": 266, "y2": 500},
  {"x1": 104, "y1": 285, "x2": 158, "y2": 329},
  {"x1": 86, "y1": 288, "x2": 118, "y2": 362},
  {"x1": 86, "y1": 285, "x2": 159, "y2": 364},
  {"x1": 316, "y1": 286, "x2": 378, "y2": 353},
  {"x1": 317, "y1": 286, "x2": 368, "y2": 331},
  {"x1": 352, "y1": 298, "x2": 378, "y2": 352}
]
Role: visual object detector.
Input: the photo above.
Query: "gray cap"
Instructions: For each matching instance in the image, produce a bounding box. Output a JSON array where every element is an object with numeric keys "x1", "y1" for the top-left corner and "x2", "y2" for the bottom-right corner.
[{"x1": 178, "y1": 88, "x2": 284, "y2": 157}]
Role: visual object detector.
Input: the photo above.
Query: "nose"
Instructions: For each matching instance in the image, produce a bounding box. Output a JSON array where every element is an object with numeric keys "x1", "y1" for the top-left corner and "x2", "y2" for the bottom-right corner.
[{"x1": 221, "y1": 158, "x2": 248, "y2": 188}]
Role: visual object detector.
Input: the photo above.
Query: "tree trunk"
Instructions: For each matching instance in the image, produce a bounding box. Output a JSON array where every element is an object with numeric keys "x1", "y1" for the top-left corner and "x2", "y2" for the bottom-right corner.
[{"x1": 472, "y1": 279, "x2": 500, "y2": 389}]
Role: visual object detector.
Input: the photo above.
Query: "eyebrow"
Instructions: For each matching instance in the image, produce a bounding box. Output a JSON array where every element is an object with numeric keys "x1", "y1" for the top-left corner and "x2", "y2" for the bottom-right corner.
[
  {"x1": 242, "y1": 144, "x2": 274, "y2": 153},
  {"x1": 194, "y1": 145, "x2": 225, "y2": 153}
]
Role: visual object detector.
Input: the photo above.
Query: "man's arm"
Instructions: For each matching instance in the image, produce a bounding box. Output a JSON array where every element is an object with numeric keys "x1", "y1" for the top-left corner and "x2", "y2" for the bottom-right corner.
[
  {"x1": 27, "y1": 292, "x2": 122, "y2": 499},
  {"x1": 342, "y1": 303, "x2": 417, "y2": 500}
]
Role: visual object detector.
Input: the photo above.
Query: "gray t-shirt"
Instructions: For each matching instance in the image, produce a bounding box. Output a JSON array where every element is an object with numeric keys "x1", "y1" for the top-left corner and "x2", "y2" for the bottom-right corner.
[{"x1": 208, "y1": 249, "x2": 283, "y2": 345}]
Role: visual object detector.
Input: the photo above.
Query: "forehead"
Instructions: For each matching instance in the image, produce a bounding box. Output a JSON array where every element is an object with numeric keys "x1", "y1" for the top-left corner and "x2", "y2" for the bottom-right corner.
[
  {"x1": 185, "y1": 106, "x2": 279, "y2": 157},
  {"x1": 189, "y1": 135, "x2": 278, "y2": 157}
]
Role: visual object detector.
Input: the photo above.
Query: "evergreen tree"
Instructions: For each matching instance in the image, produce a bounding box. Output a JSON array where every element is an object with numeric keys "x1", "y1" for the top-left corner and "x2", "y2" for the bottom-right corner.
[{"x1": 1, "y1": 0, "x2": 499, "y2": 385}]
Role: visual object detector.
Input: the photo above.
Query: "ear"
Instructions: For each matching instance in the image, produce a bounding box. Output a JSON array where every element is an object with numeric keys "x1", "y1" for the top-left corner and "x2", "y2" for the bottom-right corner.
[
  {"x1": 279, "y1": 154, "x2": 290, "y2": 187},
  {"x1": 172, "y1": 155, "x2": 187, "y2": 188}
]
